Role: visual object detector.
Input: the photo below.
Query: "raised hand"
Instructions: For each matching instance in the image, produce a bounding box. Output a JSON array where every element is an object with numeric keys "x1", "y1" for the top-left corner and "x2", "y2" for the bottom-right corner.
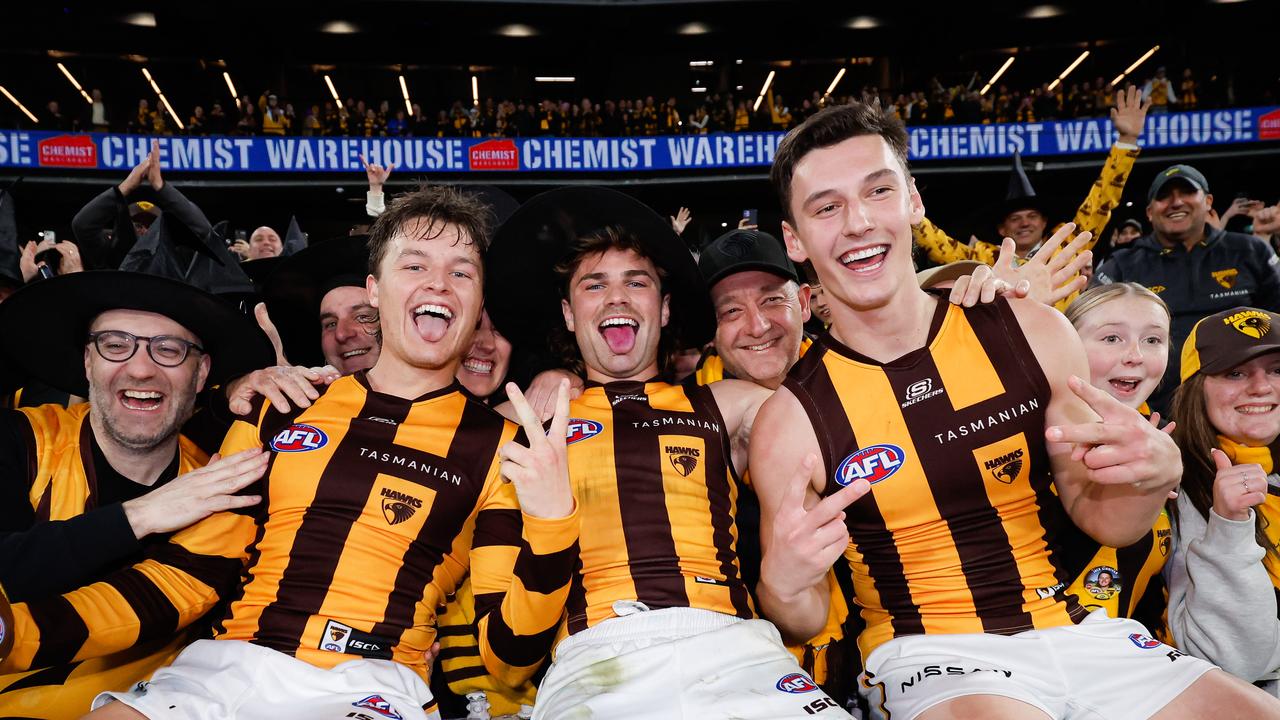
[
  {"x1": 1046, "y1": 375, "x2": 1181, "y2": 489},
  {"x1": 1112, "y1": 85, "x2": 1151, "y2": 144},
  {"x1": 992, "y1": 222, "x2": 1093, "y2": 306},
  {"x1": 118, "y1": 150, "x2": 152, "y2": 197},
  {"x1": 1251, "y1": 204, "x2": 1280, "y2": 236},
  {"x1": 360, "y1": 153, "x2": 394, "y2": 192},
  {"x1": 1210, "y1": 448, "x2": 1268, "y2": 522},
  {"x1": 948, "y1": 262, "x2": 1025, "y2": 308},
  {"x1": 121, "y1": 448, "x2": 267, "y2": 538},
  {"x1": 761, "y1": 454, "x2": 869, "y2": 598},
  {"x1": 670, "y1": 207, "x2": 692, "y2": 236},
  {"x1": 498, "y1": 380, "x2": 575, "y2": 519},
  {"x1": 145, "y1": 139, "x2": 164, "y2": 190},
  {"x1": 254, "y1": 302, "x2": 290, "y2": 366}
]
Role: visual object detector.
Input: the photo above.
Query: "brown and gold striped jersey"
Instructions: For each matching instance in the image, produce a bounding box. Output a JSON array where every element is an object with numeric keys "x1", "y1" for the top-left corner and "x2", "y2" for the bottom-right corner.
[
  {"x1": 214, "y1": 372, "x2": 579, "y2": 688},
  {"x1": 785, "y1": 298, "x2": 1088, "y2": 658},
  {"x1": 561, "y1": 380, "x2": 754, "y2": 637}
]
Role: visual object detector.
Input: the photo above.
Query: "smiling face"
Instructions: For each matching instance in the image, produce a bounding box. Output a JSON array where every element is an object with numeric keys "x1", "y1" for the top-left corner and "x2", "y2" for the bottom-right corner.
[
  {"x1": 780, "y1": 134, "x2": 925, "y2": 318},
  {"x1": 1204, "y1": 353, "x2": 1280, "y2": 447},
  {"x1": 561, "y1": 247, "x2": 669, "y2": 383},
  {"x1": 319, "y1": 285, "x2": 380, "y2": 375},
  {"x1": 85, "y1": 309, "x2": 209, "y2": 452},
  {"x1": 997, "y1": 208, "x2": 1048, "y2": 253},
  {"x1": 367, "y1": 217, "x2": 483, "y2": 381},
  {"x1": 710, "y1": 270, "x2": 810, "y2": 388},
  {"x1": 1148, "y1": 183, "x2": 1212, "y2": 246},
  {"x1": 456, "y1": 309, "x2": 512, "y2": 399},
  {"x1": 1076, "y1": 295, "x2": 1170, "y2": 410}
]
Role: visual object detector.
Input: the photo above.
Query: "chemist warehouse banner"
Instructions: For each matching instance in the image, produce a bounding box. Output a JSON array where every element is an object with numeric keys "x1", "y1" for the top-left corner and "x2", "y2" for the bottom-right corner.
[{"x1": 2, "y1": 106, "x2": 1277, "y2": 174}]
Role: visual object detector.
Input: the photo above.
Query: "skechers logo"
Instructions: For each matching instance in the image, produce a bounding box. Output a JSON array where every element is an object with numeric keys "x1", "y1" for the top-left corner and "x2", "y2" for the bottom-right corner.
[
  {"x1": 270, "y1": 424, "x2": 328, "y2": 452},
  {"x1": 834, "y1": 444, "x2": 905, "y2": 486},
  {"x1": 901, "y1": 378, "x2": 944, "y2": 408}
]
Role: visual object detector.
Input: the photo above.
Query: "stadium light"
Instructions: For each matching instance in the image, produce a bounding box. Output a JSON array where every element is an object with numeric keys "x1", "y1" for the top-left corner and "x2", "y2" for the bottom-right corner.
[
  {"x1": 324, "y1": 74, "x2": 341, "y2": 103},
  {"x1": 471, "y1": 75, "x2": 479, "y2": 106},
  {"x1": 222, "y1": 71, "x2": 239, "y2": 107},
  {"x1": 535, "y1": 76, "x2": 575, "y2": 82},
  {"x1": 1047, "y1": 50, "x2": 1090, "y2": 92},
  {"x1": 752, "y1": 70, "x2": 776, "y2": 112},
  {"x1": 0, "y1": 85, "x2": 38, "y2": 123},
  {"x1": 399, "y1": 74, "x2": 414, "y2": 116},
  {"x1": 980, "y1": 56, "x2": 1016, "y2": 95},
  {"x1": 57, "y1": 62, "x2": 93, "y2": 104},
  {"x1": 825, "y1": 67, "x2": 847, "y2": 96},
  {"x1": 1111, "y1": 45, "x2": 1160, "y2": 87},
  {"x1": 691, "y1": 87, "x2": 707, "y2": 93},
  {"x1": 141, "y1": 67, "x2": 184, "y2": 130},
  {"x1": 689, "y1": 60, "x2": 714, "y2": 67}
]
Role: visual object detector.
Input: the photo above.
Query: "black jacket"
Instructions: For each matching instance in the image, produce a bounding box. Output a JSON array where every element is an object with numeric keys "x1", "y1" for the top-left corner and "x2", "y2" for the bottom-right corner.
[{"x1": 1094, "y1": 226, "x2": 1280, "y2": 412}]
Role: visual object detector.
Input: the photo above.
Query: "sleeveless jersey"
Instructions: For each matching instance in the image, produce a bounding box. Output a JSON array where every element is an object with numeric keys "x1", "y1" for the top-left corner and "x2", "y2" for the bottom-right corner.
[{"x1": 785, "y1": 298, "x2": 1088, "y2": 658}]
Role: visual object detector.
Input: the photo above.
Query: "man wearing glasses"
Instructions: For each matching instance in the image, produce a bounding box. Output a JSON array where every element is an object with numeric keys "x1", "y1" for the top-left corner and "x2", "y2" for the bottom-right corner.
[{"x1": 0, "y1": 270, "x2": 274, "y2": 717}]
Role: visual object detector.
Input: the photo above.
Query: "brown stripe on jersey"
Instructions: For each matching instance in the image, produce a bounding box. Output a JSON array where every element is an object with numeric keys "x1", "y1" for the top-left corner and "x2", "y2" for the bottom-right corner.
[
  {"x1": 687, "y1": 383, "x2": 753, "y2": 618},
  {"x1": 607, "y1": 382, "x2": 689, "y2": 611},
  {"x1": 787, "y1": 352, "x2": 925, "y2": 636},
  {"x1": 1114, "y1": 532, "x2": 1155, "y2": 618},
  {"x1": 212, "y1": 452, "x2": 277, "y2": 636},
  {"x1": 0, "y1": 663, "x2": 79, "y2": 694},
  {"x1": 884, "y1": 354, "x2": 1035, "y2": 633},
  {"x1": 438, "y1": 644, "x2": 481, "y2": 662},
  {"x1": 154, "y1": 543, "x2": 246, "y2": 595},
  {"x1": 443, "y1": 665, "x2": 489, "y2": 683},
  {"x1": 253, "y1": 391, "x2": 411, "y2": 651},
  {"x1": 473, "y1": 509, "x2": 521, "y2": 548},
  {"x1": 436, "y1": 624, "x2": 475, "y2": 637},
  {"x1": 566, "y1": 555, "x2": 588, "y2": 635},
  {"x1": 473, "y1": 590, "x2": 502, "y2": 620},
  {"x1": 481, "y1": 611, "x2": 560, "y2": 667},
  {"x1": 370, "y1": 397, "x2": 505, "y2": 643},
  {"x1": 79, "y1": 419, "x2": 98, "y2": 510},
  {"x1": 28, "y1": 595, "x2": 89, "y2": 667},
  {"x1": 103, "y1": 567, "x2": 180, "y2": 643},
  {"x1": 513, "y1": 539, "x2": 580, "y2": 595}
]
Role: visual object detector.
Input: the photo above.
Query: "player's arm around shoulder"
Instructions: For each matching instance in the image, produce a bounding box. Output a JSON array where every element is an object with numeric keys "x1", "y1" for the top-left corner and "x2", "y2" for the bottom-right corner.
[
  {"x1": 708, "y1": 378, "x2": 774, "y2": 476},
  {"x1": 751, "y1": 386, "x2": 864, "y2": 645},
  {"x1": 1007, "y1": 296, "x2": 1181, "y2": 548}
]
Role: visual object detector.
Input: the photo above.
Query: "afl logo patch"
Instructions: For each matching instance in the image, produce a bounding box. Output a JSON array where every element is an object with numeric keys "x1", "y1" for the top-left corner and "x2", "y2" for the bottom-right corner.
[
  {"x1": 1128, "y1": 633, "x2": 1162, "y2": 649},
  {"x1": 776, "y1": 672, "x2": 819, "y2": 693},
  {"x1": 566, "y1": 419, "x2": 603, "y2": 444},
  {"x1": 835, "y1": 444, "x2": 905, "y2": 486},
  {"x1": 269, "y1": 424, "x2": 329, "y2": 452}
]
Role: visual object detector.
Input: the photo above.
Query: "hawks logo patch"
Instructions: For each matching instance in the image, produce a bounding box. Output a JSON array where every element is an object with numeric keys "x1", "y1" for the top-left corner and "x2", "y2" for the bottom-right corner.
[
  {"x1": 983, "y1": 448, "x2": 1024, "y2": 484},
  {"x1": 269, "y1": 424, "x2": 328, "y2": 452},
  {"x1": 321, "y1": 619, "x2": 352, "y2": 653},
  {"x1": 379, "y1": 487, "x2": 422, "y2": 525},
  {"x1": 665, "y1": 445, "x2": 700, "y2": 477},
  {"x1": 1147, "y1": 285, "x2": 1166, "y2": 294},
  {"x1": 1225, "y1": 309, "x2": 1271, "y2": 339},
  {"x1": 566, "y1": 419, "x2": 603, "y2": 444},
  {"x1": 1212, "y1": 268, "x2": 1240, "y2": 289},
  {"x1": 352, "y1": 695, "x2": 403, "y2": 720},
  {"x1": 835, "y1": 444, "x2": 905, "y2": 486}
]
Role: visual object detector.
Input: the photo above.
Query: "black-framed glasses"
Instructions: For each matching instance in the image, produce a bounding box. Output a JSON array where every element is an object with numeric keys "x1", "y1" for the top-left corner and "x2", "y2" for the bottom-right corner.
[{"x1": 86, "y1": 331, "x2": 205, "y2": 367}]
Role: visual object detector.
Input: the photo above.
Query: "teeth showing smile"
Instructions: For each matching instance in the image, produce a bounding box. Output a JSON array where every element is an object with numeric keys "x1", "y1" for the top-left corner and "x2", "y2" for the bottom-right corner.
[
  {"x1": 463, "y1": 358, "x2": 494, "y2": 374},
  {"x1": 744, "y1": 339, "x2": 777, "y2": 352},
  {"x1": 600, "y1": 317, "x2": 638, "y2": 329},
  {"x1": 120, "y1": 390, "x2": 163, "y2": 411},
  {"x1": 840, "y1": 246, "x2": 887, "y2": 264},
  {"x1": 124, "y1": 390, "x2": 162, "y2": 399},
  {"x1": 1238, "y1": 405, "x2": 1276, "y2": 415},
  {"x1": 414, "y1": 304, "x2": 453, "y2": 321},
  {"x1": 342, "y1": 348, "x2": 370, "y2": 359},
  {"x1": 1166, "y1": 211, "x2": 1188, "y2": 221}
]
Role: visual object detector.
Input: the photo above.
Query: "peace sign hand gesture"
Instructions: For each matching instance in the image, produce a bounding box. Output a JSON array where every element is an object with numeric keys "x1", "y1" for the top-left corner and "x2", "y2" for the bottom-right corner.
[{"x1": 498, "y1": 380, "x2": 575, "y2": 519}]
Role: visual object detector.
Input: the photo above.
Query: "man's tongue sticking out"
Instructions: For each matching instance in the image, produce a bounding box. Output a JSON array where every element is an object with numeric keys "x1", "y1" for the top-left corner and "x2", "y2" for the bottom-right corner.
[
  {"x1": 415, "y1": 311, "x2": 449, "y2": 342},
  {"x1": 601, "y1": 323, "x2": 637, "y2": 354}
]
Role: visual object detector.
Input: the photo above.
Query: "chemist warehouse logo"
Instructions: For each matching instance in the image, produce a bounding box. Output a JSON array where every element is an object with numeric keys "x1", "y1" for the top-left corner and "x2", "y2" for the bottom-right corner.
[
  {"x1": 37, "y1": 135, "x2": 97, "y2": 168},
  {"x1": 468, "y1": 139, "x2": 519, "y2": 170}
]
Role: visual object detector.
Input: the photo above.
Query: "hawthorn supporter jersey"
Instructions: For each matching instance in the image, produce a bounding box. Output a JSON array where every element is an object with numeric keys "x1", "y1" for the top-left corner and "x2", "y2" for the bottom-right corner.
[
  {"x1": 562, "y1": 380, "x2": 753, "y2": 636},
  {"x1": 215, "y1": 372, "x2": 578, "y2": 687},
  {"x1": 785, "y1": 298, "x2": 1087, "y2": 659}
]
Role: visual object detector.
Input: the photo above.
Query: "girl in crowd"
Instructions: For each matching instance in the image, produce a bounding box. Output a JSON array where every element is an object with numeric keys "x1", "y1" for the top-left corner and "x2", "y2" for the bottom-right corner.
[
  {"x1": 1061, "y1": 283, "x2": 1174, "y2": 626},
  {"x1": 1167, "y1": 306, "x2": 1280, "y2": 697}
]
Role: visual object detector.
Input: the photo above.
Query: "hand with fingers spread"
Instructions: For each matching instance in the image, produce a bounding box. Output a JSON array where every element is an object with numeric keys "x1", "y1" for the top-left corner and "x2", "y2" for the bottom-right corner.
[
  {"x1": 670, "y1": 207, "x2": 692, "y2": 236},
  {"x1": 1046, "y1": 375, "x2": 1181, "y2": 490},
  {"x1": 760, "y1": 454, "x2": 870, "y2": 599},
  {"x1": 225, "y1": 364, "x2": 341, "y2": 416},
  {"x1": 947, "y1": 263, "x2": 1027, "y2": 308},
  {"x1": 122, "y1": 448, "x2": 268, "y2": 539},
  {"x1": 1251, "y1": 204, "x2": 1280, "y2": 237},
  {"x1": 1112, "y1": 85, "x2": 1152, "y2": 145},
  {"x1": 498, "y1": 380, "x2": 575, "y2": 519},
  {"x1": 991, "y1": 223, "x2": 1093, "y2": 307},
  {"x1": 1210, "y1": 449, "x2": 1268, "y2": 522}
]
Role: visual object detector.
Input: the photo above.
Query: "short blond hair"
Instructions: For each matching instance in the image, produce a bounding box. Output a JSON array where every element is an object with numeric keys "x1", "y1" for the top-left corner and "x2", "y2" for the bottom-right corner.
[{"x1": 1063, "y1": 283, "x2": 1170, "y2": 330}]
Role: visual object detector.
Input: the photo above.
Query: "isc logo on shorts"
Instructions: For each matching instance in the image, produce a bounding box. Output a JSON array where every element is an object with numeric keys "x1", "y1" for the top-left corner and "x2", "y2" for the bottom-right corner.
[
  {"x1": 776, "y1": 672, "x2": 819, "y2": 693},
  {"x1": 835, "y1": 444, "x2": 905, "y2": 486},
  {"x1": 1128, "y1": 633, "x2": 1162, "y2": 649},
  {"x1": 270, "y1": 423, "x2": 329, "y2": 452},
  {"x1": 566, "y1": 419, "x2": 603, "y2": 444},
  {"x1": 352, "y1": 695, "x2": 403, "y2": 720}
]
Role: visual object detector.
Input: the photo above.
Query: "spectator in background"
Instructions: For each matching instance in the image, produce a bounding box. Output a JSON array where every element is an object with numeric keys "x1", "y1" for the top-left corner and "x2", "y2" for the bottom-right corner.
[
  {"x1": 734, "y1": 99, "x2": 750, "y2": 131},
  {"x1": 229, "y1": 226, "x2": 283, "y2": 261},
  {"x1": 1143, "y1": 67, "x2": 1178, "y2": 113},
  {"x1": 86, "y1": 89, "x2": 110, "y2": 132},
  {"x1": 1094, "y1": 164, "x2": 1280, "y2": 414},
  {"x1": 261, "y1": 95, "x2": 286, "y2": 136},
  {"x1": 129, "y1": 99, "x2": 152, "y2": 134},
  {"x1": 234, "y1": 102, "x2": 257, "y2": 135},
  {"x1": 302, "y1": 105, "x2": 322, "y2": 136},
  {"x1": 688, "y1": 104, "x2": 709, "y2": 134},
  {"x1": 1181, "y1": 69, "x2": 1200, "y2": 110},
  {"x1": 386, "y1": 109, "x2": 407, "y2": 136},
  {"x1": 187, "y1": 106, "x2": 206, "y2": 135},
  {"x1": 44, "y1": 101, "x2": 68, "y2": 131}
]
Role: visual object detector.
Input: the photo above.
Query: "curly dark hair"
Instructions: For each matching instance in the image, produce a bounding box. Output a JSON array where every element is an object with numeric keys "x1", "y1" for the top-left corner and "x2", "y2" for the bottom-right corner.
[{"x1": 366, "y1": 183, "x2": 494, "y2": 278}]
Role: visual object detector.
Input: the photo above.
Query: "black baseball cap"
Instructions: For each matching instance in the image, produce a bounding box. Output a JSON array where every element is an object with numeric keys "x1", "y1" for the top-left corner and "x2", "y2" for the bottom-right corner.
[
  {"x1": 1119, "y1": 218, "x2": 1143, "y2": 232},
  {"x1": 1181, "y1": 307, "x2": 1280, "y2": 382},
  {"x1": 698, "y1": 228, "x2": 799, "y2": 289},
  {"x1": 1148, "y1": 164, "x2": 1210, "y2": 204}
]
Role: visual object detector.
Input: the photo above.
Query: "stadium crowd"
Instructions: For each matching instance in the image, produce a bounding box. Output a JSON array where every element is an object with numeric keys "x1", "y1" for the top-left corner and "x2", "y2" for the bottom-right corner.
[{"x1": 3, "y1": 80, "x2": 1280, "y2": 720}]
